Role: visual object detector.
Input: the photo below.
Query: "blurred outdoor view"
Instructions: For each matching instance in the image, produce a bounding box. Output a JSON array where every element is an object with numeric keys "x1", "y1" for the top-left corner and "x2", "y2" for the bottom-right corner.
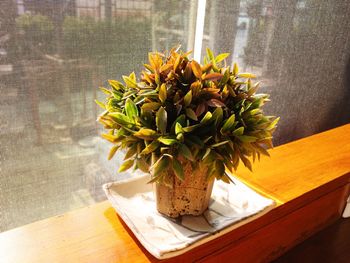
[{"x1": 1, "y1": 0, "x2": 349, "y2": 231}]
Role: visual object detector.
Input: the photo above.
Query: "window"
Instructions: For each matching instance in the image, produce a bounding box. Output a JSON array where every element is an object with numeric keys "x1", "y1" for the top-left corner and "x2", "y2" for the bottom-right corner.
[{"x1": 1, "y1": 0, "x2": 349, "y2": 232}]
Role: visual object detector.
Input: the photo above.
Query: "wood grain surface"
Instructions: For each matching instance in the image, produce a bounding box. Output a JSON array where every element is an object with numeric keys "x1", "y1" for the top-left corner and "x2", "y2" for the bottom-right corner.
[{"x1": 0, "y1": 124, "x2": 349, "y2": 263}]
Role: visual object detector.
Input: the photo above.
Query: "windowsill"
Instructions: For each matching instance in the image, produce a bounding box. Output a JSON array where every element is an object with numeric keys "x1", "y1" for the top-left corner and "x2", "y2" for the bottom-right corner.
[{"x1": 0, "y1": 125, "x2": 349, "y2": 262}]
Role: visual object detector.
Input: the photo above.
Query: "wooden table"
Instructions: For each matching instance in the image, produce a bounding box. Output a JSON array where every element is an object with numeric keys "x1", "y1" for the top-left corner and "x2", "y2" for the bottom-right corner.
[{"x1": 1, "y1": 125, "x2": 349, "y2": 263}]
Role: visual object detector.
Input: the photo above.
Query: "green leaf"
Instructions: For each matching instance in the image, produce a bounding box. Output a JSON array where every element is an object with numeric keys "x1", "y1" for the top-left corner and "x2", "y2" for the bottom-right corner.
[
  {"x1": 212, "y1": 107, "x2": 223, "y2": 127},
  {"x1": 219, "y1": 68, "x2": 230, "y2": 87},
  {"x1": 233, "y1": 63, "x2": 239, "y2": 76},
  {"x1": 233, "y1": 127, "x2": 244, "y2": 136},
  {"x1": 108, "y1": 112, "x2": 133, "y2": 126},
  {"x1": 125, "y1": 98, "x2": 138, "y2": 120},
  {"x1": 221, "y1": 114, "x2": 236, "y2": 132},
  {"x1": 215, "y1": 53, "x2": 230, "y2": 63},
  {"x1": 176, "y1": 133, "x2": 184, "y2": 142},
  {"x1": 122, "y1": 75, "x2": 138, "y2": 89},
  {"x1": 206, "y1": 47, "x2": 214, "y2": 61},
  {"x1": 118, "y1": 159, "x2": 134, "y2": 172},
  {"x1": 158, "y1": 137, "x2": 178, "y2": 145},
  {"x1": 108, "y1": 145, "x2": 119, "y2": 160},
  {"x1": 159, "y1": 83, "x2": 167, "y2": 103},
  {"x1": 191, "y1": 60, "x2": 202, "y2": 79},
  {"x1": 200, "y1": 111, "x2": 212, "y2": 124},
  {"x1": 182, "y1": 124, "x2": 200, "y2": 133},
  {"x1": 152, "y1": 156, "x2": 170, "y2": 177},
  {"x1": 108, "y1": 79, "x2": 123, "y2": 91},
  {"x1": 136, "y1": 158, "x2": 150, "y2": 173},
  {"x1": 142, "y1": 102, "x2": 161, "y2": 111},
  {"x1": 156, "y1": 107, "x2": 167, "y2": 134},
  {"x1": 124, "y1": 144, "x2": 138, "y2": 160},
  {"x1": 211, "y1": 141, "x2": 229, "y2": 148},
  {"x1": 184, "y1": 90, "x2": 192, "y2": 107},
  {"x1": 202, "y1": 148, "x2": 211, "y2": 160},
  {"x1": 186, "y1": 135, "x2": 204, "y2": 147},
  {"x1": 267, "y1": 117, "x2": 280, "y2": 130},
  {"x1": 101, "y1": 133, "x2": 121, "y2": 143},
  {"x1": 95, "y1": 99, "x2": 106, "y2": 109},
  {"x1": 185, "y1": 108, "x2": 198, "y2": 121},
  {"x1": 141, "y1": 140, "x2": 160, "y2": 155},
  {"x1": 129, "y1": 71, "x2": 136, "y2": 82},
  {"x1": 179, "y1": 144, "x2": 193, "y2": 161},
  {"x1": 133, "y1": 128, "x2": 157, "y2": 140},
  {"x1": 172, "y1": 158, "x2": 184, "y2": 181},
  {"x1": 99, "y1": 87, "x2": 111, "y2": 95},
  {"x1": 238, "y1": 73, "x2": 256, "y2": 79},
  {"x1": 237, "y1": 135, "x2": 257, "y2": 142},
  {"x1": 175, "y1": 122, "x2": 183, "y2": 135}
]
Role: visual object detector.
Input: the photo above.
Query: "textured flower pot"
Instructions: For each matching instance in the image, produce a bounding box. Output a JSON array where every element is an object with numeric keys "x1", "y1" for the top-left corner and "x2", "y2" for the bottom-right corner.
[{"x1": 154, "y1": 161, "x2": 214, "y2": 218}]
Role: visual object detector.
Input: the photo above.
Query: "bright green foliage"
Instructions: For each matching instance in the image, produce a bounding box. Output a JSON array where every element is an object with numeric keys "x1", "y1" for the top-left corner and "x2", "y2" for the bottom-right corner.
[{"x1": 97, "y1": 47, "x2": 279, "y2": 184}]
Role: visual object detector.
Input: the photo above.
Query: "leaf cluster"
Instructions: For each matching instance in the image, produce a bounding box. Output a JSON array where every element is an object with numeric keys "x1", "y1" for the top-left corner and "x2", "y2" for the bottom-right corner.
[{"x1": 96, "y1": 47, "x2": 279, "y2": 184}]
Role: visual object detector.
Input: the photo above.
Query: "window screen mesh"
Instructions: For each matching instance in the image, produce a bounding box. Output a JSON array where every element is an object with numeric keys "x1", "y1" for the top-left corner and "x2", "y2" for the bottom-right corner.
[{"x1": 1, "y1": 0, "x2": 349, "y2": 232}]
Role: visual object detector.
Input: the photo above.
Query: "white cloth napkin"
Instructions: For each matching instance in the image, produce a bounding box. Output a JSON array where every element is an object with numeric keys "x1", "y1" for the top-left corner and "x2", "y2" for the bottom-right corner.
[{"x1": 103, "y1": 175, "x2": 275, "y2": 259}]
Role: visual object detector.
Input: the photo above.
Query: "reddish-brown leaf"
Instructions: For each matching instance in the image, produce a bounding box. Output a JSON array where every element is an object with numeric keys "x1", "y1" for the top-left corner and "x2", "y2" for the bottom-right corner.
[
  {"x1": 207, "y1": 99, "x2": 225, "y2": 107},
  {"x1": 203, "y1": 73, "x2": 223, "y2": 81},
  {"x1": 195, "y1": 103, "x2": 206, "y2": 116},
  {"x1": 191, "y1": 60, "x2": 202, "y2": 79}
]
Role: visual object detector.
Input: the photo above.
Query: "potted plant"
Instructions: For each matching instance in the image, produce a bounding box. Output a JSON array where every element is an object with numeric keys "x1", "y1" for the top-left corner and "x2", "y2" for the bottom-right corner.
[{"x1": 96, "y1": 47, "x2": 279, "y2": 218}]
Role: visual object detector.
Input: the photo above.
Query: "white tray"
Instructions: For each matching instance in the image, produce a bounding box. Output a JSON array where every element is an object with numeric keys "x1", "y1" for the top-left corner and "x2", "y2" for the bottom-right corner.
[{"x1": 103, "y1": 175, "x2": 275, "y2": 259}]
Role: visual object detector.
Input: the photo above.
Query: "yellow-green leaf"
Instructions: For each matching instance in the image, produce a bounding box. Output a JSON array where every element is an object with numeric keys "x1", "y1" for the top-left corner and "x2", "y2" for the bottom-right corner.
[
  {"x1": 215, "y1": 53, "x2": 230, "y2": 63},
  {"x1": 185, "y1": 108, "x2": 197, "y2": 121},
  {"x1": 158, "y1": 137, "x2": 177, "y2": 145},
  {"x1": 122, "y1": 75, "x2": 138, "y2": 89},
  {"x1": 152, "y1": 156, "x2": 170, "y2": 177},
  {"x1": 238, "y1": 73, "x2": 256, "y2": 79},
  {"x1": 124, "y1": 144, "x2": 138, "y2": 160},
  {"x1": 172, "y1": 158, "x2": 184, "y2": 181},
  {"x1": 142, "y1": 102, "x2": 161, "y2": 111},
  {"x1": 179, "y1": 144, "x2": 193, "y2": 161},
  {"x1": 101, "y1": 133, "x2": 119, "y2": 143},
  {"x1": 133, "y1": 129, "x2": 157, "y2": 140},
  {"x1": 156, "y1": 107, "x2": 167, "y2": 134},
  {"x1": 233, "y1": 63, "x2": 239, "y2": 76},
  {"x1": 200, "y1": 111, "x2": 212, "y2": 124},
  {"x1": 125, "y1": 98, "x2": 138, "y2": 120},
  {"x1": 118, "y1": 159, "x2": 134, "y2": 172},
  {"x1": 95, "y1": 99, "x2": 106, "y2": 109},
  {"x1": 141, "y1": 140, "x2": 160, "y2": 155},
  {"x1": 237, "y1": 135, "x2": 257, "y2": 142},
  {"x1": 108, "y1": 145, "x2": 119, "y2": 160},
  {"x1": 184, "y1": 90, "x2": 192, "y2": 107},
  {"x1": 99, "y1": 87, "x2": 111, "y2": 95},
  {"x1": 221, "y1": 114, "x2": 236, "y2": 132},
  {"x1": 233, "y1": 127, "x2": 244, "y2": 136},
  {"x1": 159, "y1": 83, "x2": 167, "y2": 103},
  {"x1": 136, "y1": 158, "x2": 150, "y2": 173},
  {"x1": 108, "y1": 79, "x2": 123, "y2": 90},
  {"x1": 206, "y1": 48, "x2": 214, "y2": 61},
  {"x1": 175, "y1": 122, "x2": 183, "y2": 135},
  {"x1": 267, "y1": 117, "x2": 280, "y2": 130}
]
